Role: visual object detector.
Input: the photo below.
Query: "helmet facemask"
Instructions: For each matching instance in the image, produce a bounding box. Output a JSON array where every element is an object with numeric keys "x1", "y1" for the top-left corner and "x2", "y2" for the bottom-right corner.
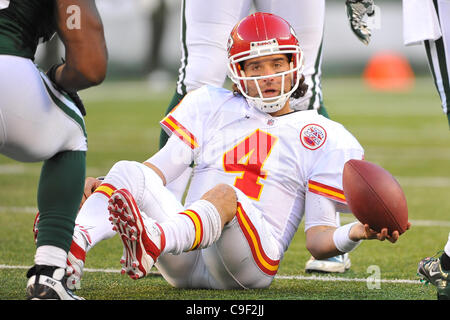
[{"x1": 228, "y1": 39, "x2": 304, "y2": 114}]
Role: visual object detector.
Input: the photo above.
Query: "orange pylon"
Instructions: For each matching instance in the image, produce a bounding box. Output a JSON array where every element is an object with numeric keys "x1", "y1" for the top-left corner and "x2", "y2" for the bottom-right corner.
[{"x1": 363, "y1": 52, "x2": 414, "y2": 91}]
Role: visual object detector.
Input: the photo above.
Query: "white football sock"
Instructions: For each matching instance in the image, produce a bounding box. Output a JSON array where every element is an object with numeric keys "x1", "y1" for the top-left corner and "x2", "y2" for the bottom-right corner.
[
  {"x1": 76, "y1": 192, "x2": 116, "y2": 249},
  {"x1": 35, "y1": 245, "x2": 67, "y2": 269},
  {"x1": 75, "y1": 160, "x2": 149, "y2": 249},
  {"x1": 160, "y1": 199, "x2": 222, "y2": 255}
]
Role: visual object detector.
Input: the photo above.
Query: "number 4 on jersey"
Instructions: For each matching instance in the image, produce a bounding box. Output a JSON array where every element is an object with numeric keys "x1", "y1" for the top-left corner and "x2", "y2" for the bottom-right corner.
[{"x1": 223, "y1": 129, "x2": 277, "y2": 200}]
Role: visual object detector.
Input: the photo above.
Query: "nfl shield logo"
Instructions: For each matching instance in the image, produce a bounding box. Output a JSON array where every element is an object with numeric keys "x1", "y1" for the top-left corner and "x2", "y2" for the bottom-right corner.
[{"x1": 300, "y1": 124, "x2": 327, "y2": 150}]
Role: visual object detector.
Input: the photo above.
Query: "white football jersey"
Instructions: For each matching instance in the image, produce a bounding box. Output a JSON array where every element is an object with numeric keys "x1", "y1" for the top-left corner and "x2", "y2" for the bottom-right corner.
[{"x1": 160, "y1": 85, "x2": 364, "y2": 252}]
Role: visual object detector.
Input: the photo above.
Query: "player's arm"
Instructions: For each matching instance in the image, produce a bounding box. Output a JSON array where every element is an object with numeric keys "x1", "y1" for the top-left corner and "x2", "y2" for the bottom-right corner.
[
  {"x1": 306, "y1": 224, "x2": 400, "y2": 260},
  {"x1": 304, "y1": 192, "x2": 400, "y2": 260},
  {"x1": 143, "y1": 134, "x2": 194, "y2": 186},
  {"x1": 52, "y1": 0, "x2": 108, "y2": 92}
]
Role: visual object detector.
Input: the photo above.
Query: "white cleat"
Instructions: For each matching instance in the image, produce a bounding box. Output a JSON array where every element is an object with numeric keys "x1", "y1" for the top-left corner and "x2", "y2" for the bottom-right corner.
[
  {"x1": 305, "y1": 254, "x2": 351, "y2": 273},
  {"x1": 108, "y1": 188, "x2": 165, "y2": 280}
]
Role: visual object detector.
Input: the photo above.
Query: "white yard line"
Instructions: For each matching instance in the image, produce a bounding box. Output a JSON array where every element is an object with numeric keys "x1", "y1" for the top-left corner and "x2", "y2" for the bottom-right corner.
[{"x1": 0, "y1": 206, "x2": 37, "y2": 214}]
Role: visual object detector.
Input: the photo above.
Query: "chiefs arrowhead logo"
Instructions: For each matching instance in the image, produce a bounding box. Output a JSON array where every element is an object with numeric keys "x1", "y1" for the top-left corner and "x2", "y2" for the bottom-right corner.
[{"x1": 300, "y1": 124, "x2": 327, "y2": 150}]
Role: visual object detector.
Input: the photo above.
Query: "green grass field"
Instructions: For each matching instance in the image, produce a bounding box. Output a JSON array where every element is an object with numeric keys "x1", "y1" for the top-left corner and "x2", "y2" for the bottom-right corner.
[{"x1": 0, "y1": 76, "x2": 449, "y2": 301}]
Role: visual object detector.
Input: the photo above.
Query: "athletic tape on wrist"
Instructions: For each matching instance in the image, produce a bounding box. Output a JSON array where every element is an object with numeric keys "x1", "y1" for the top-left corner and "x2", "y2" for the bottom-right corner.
[{"x1": 333, "y1": 222, "x2": 362, "y2": 253}]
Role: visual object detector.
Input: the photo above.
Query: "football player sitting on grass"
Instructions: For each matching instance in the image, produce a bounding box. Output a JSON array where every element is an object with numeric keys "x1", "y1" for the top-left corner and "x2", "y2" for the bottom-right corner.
[{"x1": 34, "y1": 12, "x2": 407, "y2": 294}]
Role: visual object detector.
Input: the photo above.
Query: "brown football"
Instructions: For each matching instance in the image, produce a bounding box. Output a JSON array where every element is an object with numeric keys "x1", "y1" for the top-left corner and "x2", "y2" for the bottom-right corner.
[{"x1": 343, "y1": 159, "x2": 409, "y2": 235}]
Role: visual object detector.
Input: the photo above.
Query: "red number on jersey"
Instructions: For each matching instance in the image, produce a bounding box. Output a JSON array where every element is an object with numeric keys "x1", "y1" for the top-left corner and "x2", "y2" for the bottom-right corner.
[{"x1": 223, "y1": 129, "x2": 277, "y2": 200}]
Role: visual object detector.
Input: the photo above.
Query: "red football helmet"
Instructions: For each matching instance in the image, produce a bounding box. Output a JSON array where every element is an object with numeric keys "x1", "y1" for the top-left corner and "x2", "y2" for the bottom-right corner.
[{"x1": 227, "y1": 12, "x2": 304, "y2": 113}]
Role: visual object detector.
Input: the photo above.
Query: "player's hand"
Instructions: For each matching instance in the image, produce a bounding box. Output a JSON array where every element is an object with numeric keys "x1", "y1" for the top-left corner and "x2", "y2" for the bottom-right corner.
[
  {"x1": 363, "y1": 224, "x2": 399, "y2": 243},
  {"x1": 80, "y1": 177, "x2": 102, "y2": 209},
  {"x1": 350, "y1": 222, "x2": 411, "y2": 243},
  {"x1": 47, "y1": 62, "x2": 87, "y2": 116},
  {"x1": 345, "y1": 0, "x2": 375, "y2": 45}
]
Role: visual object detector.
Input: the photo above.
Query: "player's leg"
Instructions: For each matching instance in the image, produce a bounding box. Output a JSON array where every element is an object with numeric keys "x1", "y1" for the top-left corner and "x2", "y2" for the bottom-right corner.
[
  {"x1": 0, "y1": 55, "x2": 87, "y2": 299},
  {"x1": 201, "y1": 186, "x2": 282, "y2": 289},
  {"x1": 58, "y1": 161, "x2": 158, "y2": 288},
  {"x1": 155, "y1": 184, "x2": 238, "y2": 289},
  {"x1": 155, "y1": 183, "x2": 281, "y2": 289},
  {"x1": 103, "y1": 164, "x2": 245, "y2": 289},
  {"x1": 104, "y1": 169, "x2": 279, "y2": 289},
  {"x1": 28, "y1": 150, "x2": 86, "y2": 299},
  {"x1": 96, "y1": 161, "x2": 221, "y2": 285},
  {"x1": 0, "y1": 57, "x2": 88, "y2": 162},
  {"x1": 68, "y1": 160, "x2": 213, "y2": 287},
  {"x1": 255, "y1": 0, "x2": 328, "y2": 117},
  {"x1": 423, "y1": 0, "x2": 450, "y2": 127},
  {"x1": 71, "y1": 160, "x2": 183, "y2": 280},
  {"x1": 33, "y1": 74, "x2": 88, "y2": 300},
  {"x1": 62, "y1": 178, "x2": 121, "y2": 290}
]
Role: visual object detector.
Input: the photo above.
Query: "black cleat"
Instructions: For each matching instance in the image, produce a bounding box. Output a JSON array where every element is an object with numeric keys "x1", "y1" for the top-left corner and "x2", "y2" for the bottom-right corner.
[
  {"x1": 26, "y1": 265, "x2": 84, "y2": 300},
  {"x1": 417, "y1": 254, "x2": 450, "y2": 300}
]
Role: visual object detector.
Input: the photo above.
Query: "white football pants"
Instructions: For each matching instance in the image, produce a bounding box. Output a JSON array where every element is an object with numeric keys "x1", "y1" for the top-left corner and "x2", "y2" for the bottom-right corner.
[{"x1": 0, "y1": 55, "x2": 87, "y2": 162}]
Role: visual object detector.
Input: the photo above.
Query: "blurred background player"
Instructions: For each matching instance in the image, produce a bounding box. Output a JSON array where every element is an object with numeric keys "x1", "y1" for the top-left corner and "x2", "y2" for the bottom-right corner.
[
  {"x1": 0, "y1": 0, "x2": 107, "y2": 299},
  {"x1": 158, "y1": 0, "x2": 376, "y2": 274},
  {"x1": 403, "y1": 0, "x2": 450, "y2": 300},
  {"x1": 403, "y1": 0, "x2": 450, "y2": 127}
]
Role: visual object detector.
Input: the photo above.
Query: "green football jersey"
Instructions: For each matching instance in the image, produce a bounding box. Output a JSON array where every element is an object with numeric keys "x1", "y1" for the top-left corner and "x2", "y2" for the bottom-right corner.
[{"x1": 0, "y1": 0, "x2": 55, "y2": 60}]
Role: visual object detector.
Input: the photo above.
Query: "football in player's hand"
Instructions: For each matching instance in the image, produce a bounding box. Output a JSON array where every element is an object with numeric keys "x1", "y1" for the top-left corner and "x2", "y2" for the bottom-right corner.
[{"x1": 343, "y1": 159, "x2": 409, "y2": 235}]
